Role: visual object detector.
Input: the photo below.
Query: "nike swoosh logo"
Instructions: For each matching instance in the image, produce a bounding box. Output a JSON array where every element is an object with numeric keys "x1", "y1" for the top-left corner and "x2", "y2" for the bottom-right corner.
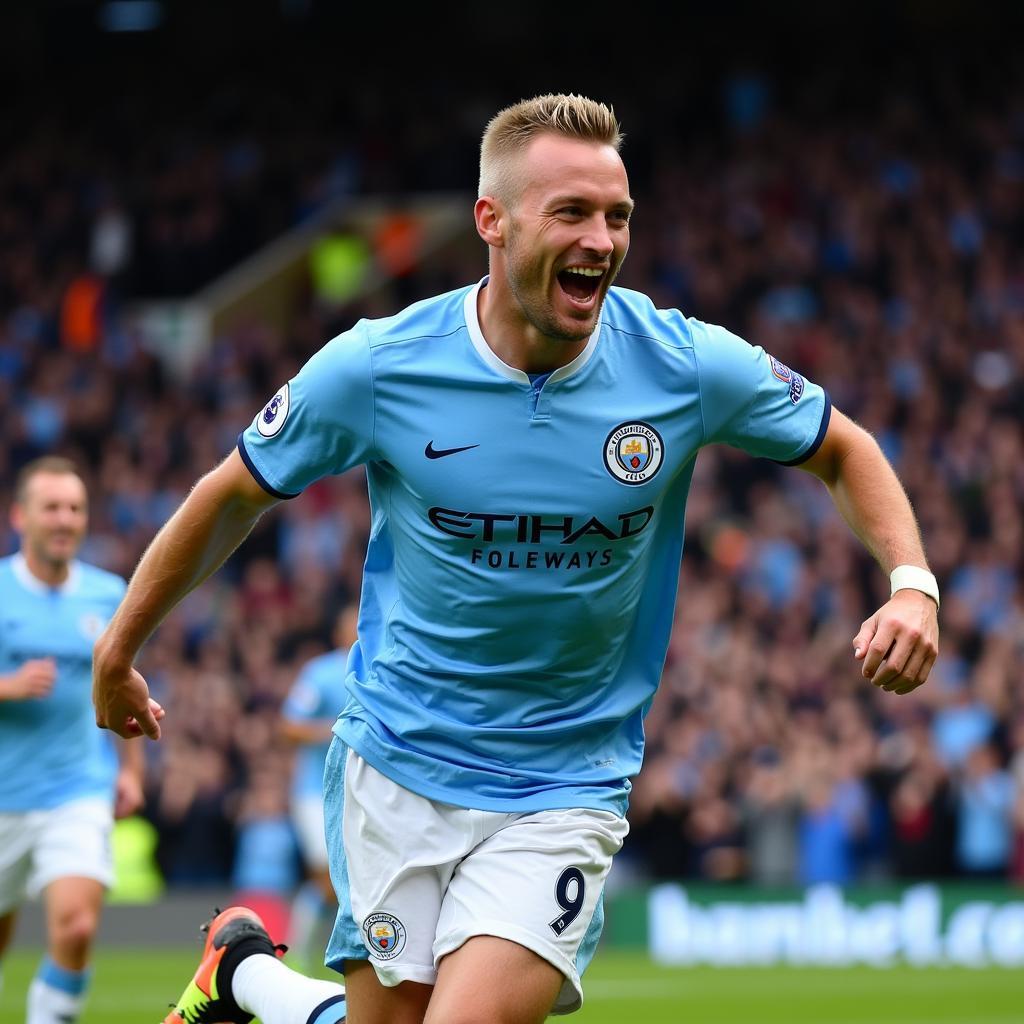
[{"x1": 425, "y1": 441, "x2": 480, "y2": 460}]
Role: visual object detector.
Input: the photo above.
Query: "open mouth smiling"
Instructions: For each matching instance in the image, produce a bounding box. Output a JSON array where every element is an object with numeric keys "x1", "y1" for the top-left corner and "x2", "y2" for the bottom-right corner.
[{"x1": 556, "y1": 265, "x2": 605, "y2": 306}]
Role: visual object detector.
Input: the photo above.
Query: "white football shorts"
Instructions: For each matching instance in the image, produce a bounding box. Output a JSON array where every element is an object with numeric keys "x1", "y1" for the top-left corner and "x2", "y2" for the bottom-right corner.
[
  {"x1": 292, "y1": 793, "x2": 330, "y2": 871},
  {"x1": 0, "y1": 796, "x2": 114, "y2": 914},
  {"x1": 323, "y1": 741, "x2": 628, "y2": 1014}
]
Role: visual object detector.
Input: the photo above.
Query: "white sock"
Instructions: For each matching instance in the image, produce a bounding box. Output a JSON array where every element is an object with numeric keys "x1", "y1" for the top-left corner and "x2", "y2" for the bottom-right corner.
[
  {"x1": 232, "y1": 953, "x2": 346, "y2": 1024},
  {"x1": 27, "y1": 978, "x2": 86, "y2": 1024}
]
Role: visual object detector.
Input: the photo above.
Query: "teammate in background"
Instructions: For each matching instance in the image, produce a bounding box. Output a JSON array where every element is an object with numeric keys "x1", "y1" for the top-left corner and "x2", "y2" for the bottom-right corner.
[
  {"x1": 282, "y1": 604, "x2": 358, "y2": 968},
  {"x1": 93, "y1": 95, "x2": 939, "y2": 1024},
  {"x1": 0, "y1": 457, "x2": 148, "y2": 1024}
]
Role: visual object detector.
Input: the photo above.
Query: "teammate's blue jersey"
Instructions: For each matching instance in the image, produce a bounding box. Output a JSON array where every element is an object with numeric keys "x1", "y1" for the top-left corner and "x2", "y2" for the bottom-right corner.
[
  {"x1": 0, "y1": 555, "x2": 126, "y2": 811},
  {"x1": 240, "y1": 279, "x2": 830, "y2": 816},
  {"x1": 282, "y1": 647, "x2": 350, "y2": 799}
]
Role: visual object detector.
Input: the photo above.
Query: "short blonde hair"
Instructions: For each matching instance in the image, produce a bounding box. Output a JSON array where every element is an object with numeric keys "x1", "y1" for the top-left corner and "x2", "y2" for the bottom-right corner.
[
  {"x1": 14, "y1": 456, "x2": 83, "y2": 504},
  {"x1": 479, "y1": 93, "x2": 623, "y2": 202}
]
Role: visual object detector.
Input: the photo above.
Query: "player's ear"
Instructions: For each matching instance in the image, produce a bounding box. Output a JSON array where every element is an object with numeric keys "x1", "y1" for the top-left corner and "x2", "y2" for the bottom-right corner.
[{"x1": 474, "y1": 196, "x2": 506, "y2": 248}]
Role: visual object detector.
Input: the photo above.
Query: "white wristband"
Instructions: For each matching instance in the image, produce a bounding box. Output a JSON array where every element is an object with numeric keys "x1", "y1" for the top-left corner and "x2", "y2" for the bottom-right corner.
[{"x1": 890, "y1": 565, "x2": 940, "y2": 609}]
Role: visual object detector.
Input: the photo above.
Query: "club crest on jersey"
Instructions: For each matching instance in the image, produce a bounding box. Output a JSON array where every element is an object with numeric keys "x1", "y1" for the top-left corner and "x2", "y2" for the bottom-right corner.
[
  {"x1": 364, "y1": 912, "x2": 407, "y2": 961},
  {"x1": 604, "y1": 422, "x2": 664, "y2": 485},
  {"x1": 78, "y1": 612, "x2": 105, "y2": 640},
  {"x1": 768, "y1": 354, "x2": 805, "y2": 404},
  {"x1": 256, "y1": 383, "x2": 290, "y2": 438}
]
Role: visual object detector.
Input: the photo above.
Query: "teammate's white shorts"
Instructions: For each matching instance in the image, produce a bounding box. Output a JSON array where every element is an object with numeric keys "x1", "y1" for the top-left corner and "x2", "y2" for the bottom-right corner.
[
  {"x1": 0, "y1": 796, "x2": 114, "y2": 915},
  {"x1": 323, "y1": 739, "x2": 628, "y2": 1015},
  {"x1": 292, "y1": 794, "x2": 329, "y2": 871}
]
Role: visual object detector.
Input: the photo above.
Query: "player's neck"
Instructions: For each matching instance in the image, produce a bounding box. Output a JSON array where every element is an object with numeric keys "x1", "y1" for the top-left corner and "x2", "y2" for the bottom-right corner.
[
  {"x1": 21, "y1": 547, "x2": 72, "y2": 587},
  {"x1": 477, "y1": 276, "x2": 588, "y2": 374}
]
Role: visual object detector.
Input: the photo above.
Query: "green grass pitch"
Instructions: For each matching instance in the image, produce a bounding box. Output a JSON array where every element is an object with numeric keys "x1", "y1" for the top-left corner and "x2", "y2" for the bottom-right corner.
[{"x1": 0, "y1": 949, "x2": 1019, "y2": 1023}]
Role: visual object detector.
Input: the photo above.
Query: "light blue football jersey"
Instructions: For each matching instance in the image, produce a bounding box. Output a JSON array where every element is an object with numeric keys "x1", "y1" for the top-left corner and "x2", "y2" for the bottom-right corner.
[
  {"x1": 0, "y1": 554, "x2": 126, "y2": 811},
  {"x1": 282, "y1": 647, "x2": 350, "y2": 799},
  {"x1": 240, "y1": 279, "x2": 831, "y2": 816}
]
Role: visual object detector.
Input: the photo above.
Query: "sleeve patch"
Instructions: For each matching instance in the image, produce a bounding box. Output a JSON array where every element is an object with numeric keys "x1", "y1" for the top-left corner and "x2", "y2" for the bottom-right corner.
[
  {"x1": 256, "y1": 383, "x2": 290, "y2": 437},
  {"x1": 768, "y1": 354, "x2": 804, "y2": 403}
]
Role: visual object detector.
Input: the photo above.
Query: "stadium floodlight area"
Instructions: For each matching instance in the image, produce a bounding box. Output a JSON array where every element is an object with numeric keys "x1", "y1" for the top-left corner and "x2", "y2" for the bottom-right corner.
[{"x1": 128, "y1": 192, "x2": 470, "y2": 380}]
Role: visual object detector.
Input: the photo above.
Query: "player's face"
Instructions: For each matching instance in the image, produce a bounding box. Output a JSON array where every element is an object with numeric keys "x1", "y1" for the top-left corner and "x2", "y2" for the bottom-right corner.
[
  {"x1": 13, "y1": 472, "x2": 89, "y2": 568},
  {"x1": 502, "y1": 135, "x2": 632, "y2": 343}
]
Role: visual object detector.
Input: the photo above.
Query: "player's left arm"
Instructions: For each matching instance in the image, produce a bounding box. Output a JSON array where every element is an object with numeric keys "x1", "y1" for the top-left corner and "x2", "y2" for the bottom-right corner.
[
  {"x1": 281, "y1": 717, "x2": 336, "y2": 746},
  {"x1": 796, "y1": 407, "x2": 939, "y2": 695},
  {"x1": 114, "y1": 735, "x2": 146, "y2": 819}
]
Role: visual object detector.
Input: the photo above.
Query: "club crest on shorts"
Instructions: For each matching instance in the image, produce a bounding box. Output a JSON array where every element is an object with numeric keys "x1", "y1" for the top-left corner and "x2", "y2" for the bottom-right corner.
[
  {"x1": 364, "y1": 912, "x2": 407, "y2": 960},
  {"x1": 256, "y1": 383, "x2": 290, "y2": 438},
  {"x1": 603, "y1": 421, "x2": 664, "y2": 485}
]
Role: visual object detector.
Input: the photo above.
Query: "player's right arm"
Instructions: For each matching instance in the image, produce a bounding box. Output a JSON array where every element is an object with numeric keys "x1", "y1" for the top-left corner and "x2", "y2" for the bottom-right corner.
[
  {"x1": 93, "y1": 449, "x2": 279, "y2": 740},
  {"x1": 97, "y1": 325, "x2": 374, "y2": 740}
]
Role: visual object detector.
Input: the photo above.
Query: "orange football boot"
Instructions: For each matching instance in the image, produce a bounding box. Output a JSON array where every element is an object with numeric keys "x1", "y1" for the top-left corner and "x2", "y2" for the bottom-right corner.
[{"x1": 163, "y1": 906, "x2": 283, "y2": 1024}]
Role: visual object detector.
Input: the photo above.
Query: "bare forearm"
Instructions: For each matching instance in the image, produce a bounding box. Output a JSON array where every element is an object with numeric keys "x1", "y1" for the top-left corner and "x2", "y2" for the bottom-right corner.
[
  {"x1": 827, "y1": 438, "x2": 929, "y2": 574},
  {"x1": 802, "y1": 411, "x2": 929, "y2": 574},
  {"x1": 98, "y1": 459, "x2": 272, "y2": 663},
  {"x1": 281, "y1": 718, "x2": 336, "y2": 745},
  {"x1": 798, "y1": 408, "x2": 938, "y2": 694},
  {"x1": 118, "y1": 733, "x2": 145, "y2": 775}
]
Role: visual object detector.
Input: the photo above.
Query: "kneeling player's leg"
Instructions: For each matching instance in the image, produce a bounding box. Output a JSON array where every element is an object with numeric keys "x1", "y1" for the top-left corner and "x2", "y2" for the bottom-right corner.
[
  {"x1": 424, "y1": 936, "x2": 562, "y2": 1024},
  {"x1": 429, "y1": 806, "x2": 628, "y2": 1021},
  {"x1": 322, "y1": 740, "x2": 465, "y2": 1022},
  {"x1": 230, "y1": 951, "x2": 348, "y2": 1024},
  {"x1": 165, "y1": 906, "x2": 347, "y2": 1024},
  {"x1": 342, "y1": 959, "x2": 432, "y2": 1024}
]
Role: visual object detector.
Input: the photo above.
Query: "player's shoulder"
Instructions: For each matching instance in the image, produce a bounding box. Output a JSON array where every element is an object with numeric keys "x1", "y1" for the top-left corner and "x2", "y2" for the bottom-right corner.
[
  {"x1": 360, "y1": 283, "x2": 474, "y2": 351},
  {"x1": 603, "y1": 289, "x2": 753, "y2": 359},
  {"x1": 294, "y1": 647, "x2": 348, "y2": 700},
  {"x1": 601, "y1": 287, "x2": 699, "y2": 352},
  {"x1": 74, "y1": 561, "x2": 128, "y2": 599},
  {"x1": 305, "y1": 646, "x2": 349, "y2": 678},
  {"x1": 0, "y1": 557, "x2": 25, "y2": 604}
]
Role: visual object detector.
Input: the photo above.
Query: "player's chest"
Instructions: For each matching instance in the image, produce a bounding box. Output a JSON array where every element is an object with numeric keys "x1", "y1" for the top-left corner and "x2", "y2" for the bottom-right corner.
[
  {"x1": 374, "y1": 373, "x2": 703, "y2": 515},
  {"x1": 0, "y1": 595, "x2": 110, "y2": 668}
]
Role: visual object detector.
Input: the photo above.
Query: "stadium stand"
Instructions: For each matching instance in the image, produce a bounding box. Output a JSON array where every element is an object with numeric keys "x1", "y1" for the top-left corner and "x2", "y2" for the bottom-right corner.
[{"x1": 1, "y1": 7, "x2": 1022, "y2": 894}]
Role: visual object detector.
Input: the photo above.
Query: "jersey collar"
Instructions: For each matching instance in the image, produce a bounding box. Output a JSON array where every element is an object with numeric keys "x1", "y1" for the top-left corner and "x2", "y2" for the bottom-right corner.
[
  {"x1": 12, "y1": 552, "x2": 81, "y2": 596},
  {"x1": 463, "y1": 276, "x2": 600, "y2": 385}
]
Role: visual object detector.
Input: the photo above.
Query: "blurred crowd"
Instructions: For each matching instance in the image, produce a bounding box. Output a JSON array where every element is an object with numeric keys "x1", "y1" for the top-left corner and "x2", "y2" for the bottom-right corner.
[
  {"x1": 2, "y1": 58, "x2": 1023, "y2": 892},
  {"x1": 625, "y1": 79, "x2": 1024, "y2": 888}
]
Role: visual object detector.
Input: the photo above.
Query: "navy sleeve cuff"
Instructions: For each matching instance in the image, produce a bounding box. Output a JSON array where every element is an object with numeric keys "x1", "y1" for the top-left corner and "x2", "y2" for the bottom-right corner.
[
  {"x1": 774, "y1": 390, "x2": 833, "y2": 467},
  {"x1": 236, "y1": 434, "x2": 300, "y2": 499}
]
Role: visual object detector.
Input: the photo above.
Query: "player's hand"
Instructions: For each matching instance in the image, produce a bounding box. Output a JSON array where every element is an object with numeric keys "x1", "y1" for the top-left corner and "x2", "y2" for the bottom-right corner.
[
  {"x1": 93, "y1": 656, "x2": 165, "y2": 740},
  {"x1": 114, "y1": 765, "x2": 146, "y2": 819},
  {"x1": 4, "y1": 658, "x2": 57, "y2": 700},
  {"x1": 853, "y1": 590, "x2": 939, "y2": 695}
]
